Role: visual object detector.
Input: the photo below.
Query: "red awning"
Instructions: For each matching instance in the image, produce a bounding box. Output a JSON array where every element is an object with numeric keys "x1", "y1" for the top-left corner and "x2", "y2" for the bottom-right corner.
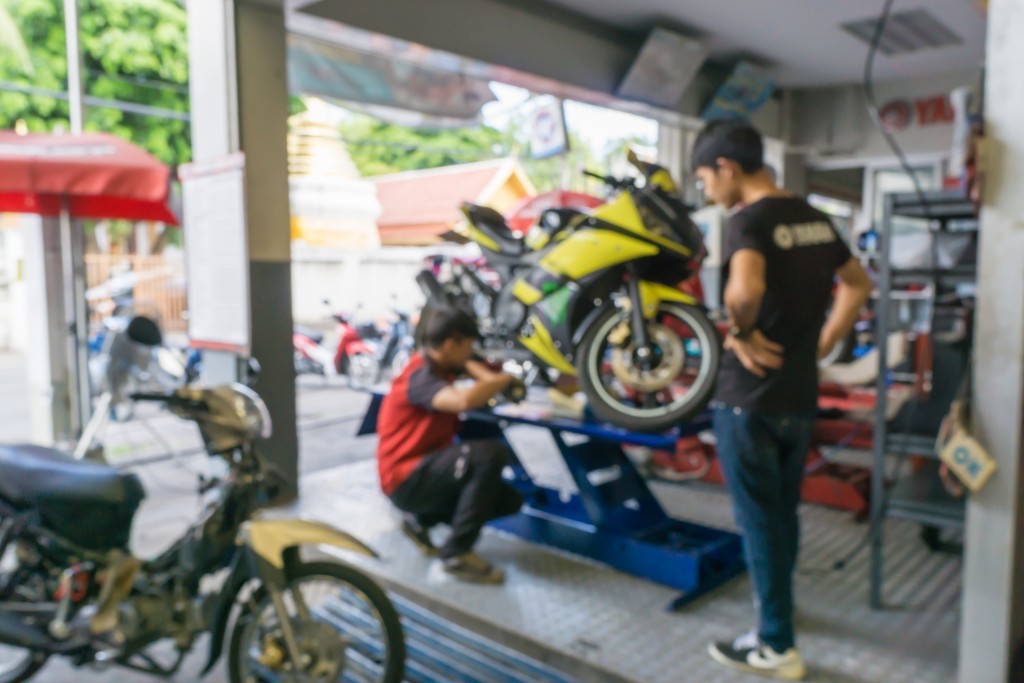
[{"x1": 0, "y1": 132, "x2": 177, "y2": 224}]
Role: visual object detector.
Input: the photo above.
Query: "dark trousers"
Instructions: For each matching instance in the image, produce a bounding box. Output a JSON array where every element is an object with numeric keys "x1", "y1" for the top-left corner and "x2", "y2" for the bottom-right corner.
[
  {"x1": 389, "y1": 439, "x2": 524, "y2": 560},
  {"x1": 713, "y1": 406, "x2": 814, "y2": 653}
]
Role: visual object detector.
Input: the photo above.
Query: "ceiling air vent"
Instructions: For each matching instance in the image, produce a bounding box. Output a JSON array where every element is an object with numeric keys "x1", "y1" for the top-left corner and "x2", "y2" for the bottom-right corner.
[{"x1": 841, "y1": 8, "x2": 963, "y2": 55}]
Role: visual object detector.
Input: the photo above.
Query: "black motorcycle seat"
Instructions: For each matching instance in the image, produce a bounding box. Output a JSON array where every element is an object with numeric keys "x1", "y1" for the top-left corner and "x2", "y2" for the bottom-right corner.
[
  {"x1": 463, "y1": 204, "x2": 524, "y2": 257},
  {"x1": 294, "y1": 326, "x2": 324, "y2": 346},
  {"x1": 0, "y1": 444, "x2": 145, "y2": 508}
]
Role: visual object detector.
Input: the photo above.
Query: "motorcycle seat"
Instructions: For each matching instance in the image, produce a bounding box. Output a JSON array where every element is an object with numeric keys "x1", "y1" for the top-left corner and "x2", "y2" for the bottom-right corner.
[
  {"x1": 0, "y1": 444, "x2": 144, "y2": 508},
  {"x1": 294, "y1": 326, "x2": 324, "y2": 346},
  {"x1": 462, "y1": 204, "x2": 524, "y2": 258}
]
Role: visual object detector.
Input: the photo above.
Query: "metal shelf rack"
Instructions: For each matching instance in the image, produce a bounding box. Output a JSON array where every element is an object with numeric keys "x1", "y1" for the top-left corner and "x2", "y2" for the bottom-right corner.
[{"x1": 870, "y1": 189, "x2": 977, "y2": 608}]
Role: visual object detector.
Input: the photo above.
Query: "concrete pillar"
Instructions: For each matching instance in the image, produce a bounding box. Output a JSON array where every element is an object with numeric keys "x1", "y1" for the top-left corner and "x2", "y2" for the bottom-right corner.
[
  {"x1": 22, "y1": 215, "x2": 74, "y2": 446},
  {"x1": 959, "y1": 0, "x2": 1024, "y2": 679},
  {"x1": 187, "y1": 0, "x2": 298, "y2": 499}
]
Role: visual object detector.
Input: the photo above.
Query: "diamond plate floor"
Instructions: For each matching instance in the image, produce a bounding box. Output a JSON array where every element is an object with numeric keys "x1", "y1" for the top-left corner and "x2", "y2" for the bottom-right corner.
[{"x1": 293, "y1": 425, "x2": 960, "y2": 683}]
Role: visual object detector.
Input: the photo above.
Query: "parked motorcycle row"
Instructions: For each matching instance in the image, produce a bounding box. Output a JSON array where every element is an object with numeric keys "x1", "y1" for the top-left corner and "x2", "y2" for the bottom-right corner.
[{"x1": 293, "y1": 301, "x2": 416, "y2": 387}]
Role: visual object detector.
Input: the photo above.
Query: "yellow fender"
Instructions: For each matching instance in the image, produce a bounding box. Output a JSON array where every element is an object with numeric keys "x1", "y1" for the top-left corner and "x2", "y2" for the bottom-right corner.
[
  {"x1": 242, "y1": 518, "x2": 378, "y2": 569},
  {"x1": 638, "y1": 281, "x2": 698, "y2": 319}
]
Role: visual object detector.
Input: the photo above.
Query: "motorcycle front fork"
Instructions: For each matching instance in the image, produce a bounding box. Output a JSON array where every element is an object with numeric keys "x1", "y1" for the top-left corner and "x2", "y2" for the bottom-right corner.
[
  {"x1": 248, "y1": 547, "x2": 313, "y2": 671},
  {"x1": 625, "y1": 272, "x2": 654, "y2": 371}
]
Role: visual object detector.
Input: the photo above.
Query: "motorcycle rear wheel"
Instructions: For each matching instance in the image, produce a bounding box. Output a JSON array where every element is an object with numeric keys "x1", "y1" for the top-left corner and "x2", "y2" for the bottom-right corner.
[
  {"x1": 228, "y1": 561, "x2": 404, "y2": 683},
  {"x1": 577, "y1": 302, "x2": 719, "y2": 433},
  {"x1": 346, "y1": 352, "x2": 381, "y2": 387}
]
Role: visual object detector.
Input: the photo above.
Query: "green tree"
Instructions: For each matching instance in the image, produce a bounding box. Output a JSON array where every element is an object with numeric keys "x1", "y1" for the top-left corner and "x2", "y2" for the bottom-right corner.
[
  {"x1": 338, "y1": 109, "x2": 614, "y2": 193},
  {"x1": 340, "y1": 113, "x2": 512, "y2": 176},
  {"x1": 0, "y1": 3, "x2": 33, "y2": 75},
  {"x1": 0, "y1": 0, "x2": 190, "y2": 166}
]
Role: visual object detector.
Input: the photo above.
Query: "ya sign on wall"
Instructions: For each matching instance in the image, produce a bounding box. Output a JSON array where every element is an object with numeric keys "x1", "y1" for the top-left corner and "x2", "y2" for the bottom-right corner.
[{"x1": 879, "y1": 95, "x2": 956, "y2": 133}]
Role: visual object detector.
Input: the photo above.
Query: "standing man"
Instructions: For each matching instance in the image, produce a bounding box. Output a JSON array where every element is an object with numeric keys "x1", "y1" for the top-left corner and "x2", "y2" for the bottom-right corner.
[
  {"x1": 376, "y1": 306, "x2": 524, "y2": 584},
  {"x1": 692, "y1": 120, "x2": 872, "y2": 680}
]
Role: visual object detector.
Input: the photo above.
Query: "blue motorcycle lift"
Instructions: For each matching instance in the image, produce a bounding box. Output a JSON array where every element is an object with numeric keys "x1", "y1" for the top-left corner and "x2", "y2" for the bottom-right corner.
[{"x1": 358, "y1": 394, "x2": 745, "y2": 611}]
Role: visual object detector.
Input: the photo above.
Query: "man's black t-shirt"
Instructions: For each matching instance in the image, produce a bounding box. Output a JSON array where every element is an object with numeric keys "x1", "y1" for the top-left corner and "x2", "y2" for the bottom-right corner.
[{"x1": 714, "y1": 196, "x2": 852, "y2": 416}]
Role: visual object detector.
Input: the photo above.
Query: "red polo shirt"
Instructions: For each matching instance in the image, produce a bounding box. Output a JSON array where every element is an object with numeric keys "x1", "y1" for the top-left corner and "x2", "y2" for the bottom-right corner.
[{"x1": 376, "y1": 353, "x2": 461, "y2": 495}]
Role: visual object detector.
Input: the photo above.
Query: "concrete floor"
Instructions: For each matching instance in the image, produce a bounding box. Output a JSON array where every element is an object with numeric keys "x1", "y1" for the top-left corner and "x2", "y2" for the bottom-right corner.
[{"x1": 0, "y1": 354, "x2": 966, "y2": 682}]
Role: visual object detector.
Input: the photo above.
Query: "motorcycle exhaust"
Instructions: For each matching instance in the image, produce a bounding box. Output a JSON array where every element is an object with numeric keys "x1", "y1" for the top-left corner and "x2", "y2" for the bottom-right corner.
[{"x1": 0, "y1": 610, "x2": 50, "y2": 650}]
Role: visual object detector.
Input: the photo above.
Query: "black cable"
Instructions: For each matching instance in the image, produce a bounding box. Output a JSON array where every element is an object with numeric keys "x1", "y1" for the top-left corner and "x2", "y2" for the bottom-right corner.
[{"x1": 863, "y1": 0, "x2": 934, "y2": 221}]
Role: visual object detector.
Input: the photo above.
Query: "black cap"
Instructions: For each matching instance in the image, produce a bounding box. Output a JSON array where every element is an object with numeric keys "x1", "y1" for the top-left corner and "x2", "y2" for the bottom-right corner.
[
  {"x1": 691, "y1": 119, "x2": 764, "y2": 174},
  {"x1": 422, "y1": 305, "x2": 482, "y2": 348}
]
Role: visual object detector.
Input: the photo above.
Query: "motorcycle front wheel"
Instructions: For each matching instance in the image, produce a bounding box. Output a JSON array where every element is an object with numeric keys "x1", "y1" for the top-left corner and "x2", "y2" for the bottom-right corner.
[
  {"x1": 577, "y1": 302, "x2": 719, "y2": 433},
  {"x1": 228, "y1": 561, "x2": 404, "y2": 683},
  {"x1": 0, "y1": 544, "x2": 50, "y2": 682}
]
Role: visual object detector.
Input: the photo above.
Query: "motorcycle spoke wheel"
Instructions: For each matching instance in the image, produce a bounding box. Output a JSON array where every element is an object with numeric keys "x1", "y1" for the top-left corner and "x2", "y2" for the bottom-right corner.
[{"x1": 229, "y1": 562, "x2": 404, "y2": 683}]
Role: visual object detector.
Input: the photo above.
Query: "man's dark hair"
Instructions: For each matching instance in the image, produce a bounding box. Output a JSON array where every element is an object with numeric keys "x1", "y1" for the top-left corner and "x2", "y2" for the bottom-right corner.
[
  {"x1": 691, "y1": 119, "x2": 764, "y2": 174},
  {"x1": 422, "y1": 305, "x2": 481, "y2": 349}
]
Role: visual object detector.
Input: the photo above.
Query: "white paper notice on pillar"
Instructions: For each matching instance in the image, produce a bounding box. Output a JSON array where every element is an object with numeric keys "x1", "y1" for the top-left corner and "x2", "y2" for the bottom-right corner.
[
  {"x1": 179, "y1": 153, "x2": 251, "y2": 355},
  {"x1": 530, "y1": 97, "x2": 569, "y2": 160}
]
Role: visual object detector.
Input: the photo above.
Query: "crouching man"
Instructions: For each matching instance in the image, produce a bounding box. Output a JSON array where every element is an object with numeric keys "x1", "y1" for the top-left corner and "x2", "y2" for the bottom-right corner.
[{"x1": 376, "y1": 306, "x2": 524, "y2": 584}]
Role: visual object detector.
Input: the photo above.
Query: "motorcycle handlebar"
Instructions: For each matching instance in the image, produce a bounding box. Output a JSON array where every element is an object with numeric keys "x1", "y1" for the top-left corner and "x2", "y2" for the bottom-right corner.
[
  {"x1": 130, "y1": 392, "x2": 207, "y2": 411},
  {"x1": 583, "y1": 169, "x2": 633, "y2": 191},
  {"x1": 130, "y1": 391, "x2": 174, "y2": 402}
]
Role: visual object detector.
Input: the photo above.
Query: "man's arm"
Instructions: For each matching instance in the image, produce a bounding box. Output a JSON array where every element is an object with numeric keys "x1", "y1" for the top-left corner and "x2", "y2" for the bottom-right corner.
[
  {"x1": 724, "y1": 248, "x2": 767, "y2": 332},
  {"x1": 430, "y1": 373, "x2": 515, "y2": 414},
  {"x1": 819, "y1": 257, "x2": 873, "y2": 358},
  {"x1": 464, "y1": 358, "x2": 503, "y2": 382},
  {"x1": 722, "y1": 248, "x2": 784, "y2": 377}
]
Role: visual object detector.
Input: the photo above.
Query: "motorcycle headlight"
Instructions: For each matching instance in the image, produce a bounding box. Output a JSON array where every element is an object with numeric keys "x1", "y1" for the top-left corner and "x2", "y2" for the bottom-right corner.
[{"x1": 229, "y1": 383, "x2": 273, "y2": 440}]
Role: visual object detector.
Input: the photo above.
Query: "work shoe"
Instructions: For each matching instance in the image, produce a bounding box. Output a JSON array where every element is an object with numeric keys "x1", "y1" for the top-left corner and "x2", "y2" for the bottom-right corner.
[
  {"x1": 441, "y1": 552, "x2": 505, "y2": 584},
  {"x1": 400, "y1": 514, "x2": 437, "y2": 556},
  {"x1": 708, "y1": 631, "x2": 806, "y2": 681}
]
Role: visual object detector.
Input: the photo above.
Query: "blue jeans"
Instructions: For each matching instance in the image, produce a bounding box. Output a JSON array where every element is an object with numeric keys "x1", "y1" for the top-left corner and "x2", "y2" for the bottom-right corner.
[{"x1": 713, "y1": 406, "x2": 814, "y2": 652}]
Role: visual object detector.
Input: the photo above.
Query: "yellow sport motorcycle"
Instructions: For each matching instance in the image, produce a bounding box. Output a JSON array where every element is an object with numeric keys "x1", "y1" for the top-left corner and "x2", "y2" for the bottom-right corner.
[{"x1": 418, "y1": 152, "x2": 719, "y2": 433}]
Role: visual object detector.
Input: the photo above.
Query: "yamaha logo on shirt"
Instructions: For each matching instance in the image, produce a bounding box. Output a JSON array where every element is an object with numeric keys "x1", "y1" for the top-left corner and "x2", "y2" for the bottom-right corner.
[{"x1": 773, "y1": 222, "x2": 835, "y2": 250}]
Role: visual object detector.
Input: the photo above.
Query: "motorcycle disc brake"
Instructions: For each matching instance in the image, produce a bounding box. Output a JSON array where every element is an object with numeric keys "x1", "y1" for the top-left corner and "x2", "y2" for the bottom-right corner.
[
  {"x1": 291, "y1": 620, "x2": 348, "y2": 682},
  {"x1": 258, "y1": 634, "x2": 287, "y2": 670},
  {"x1": 610, "y1": 323, "x2": 685, "y2": 392}
]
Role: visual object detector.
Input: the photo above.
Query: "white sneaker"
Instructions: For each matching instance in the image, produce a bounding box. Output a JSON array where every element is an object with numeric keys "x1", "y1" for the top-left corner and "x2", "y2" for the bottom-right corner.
[{"x1": 708, "y1": 631, "x2": 806, "y2": 681}]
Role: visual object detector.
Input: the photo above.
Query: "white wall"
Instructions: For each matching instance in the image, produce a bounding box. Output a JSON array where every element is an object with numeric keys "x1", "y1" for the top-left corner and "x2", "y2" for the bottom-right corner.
[
  {"x1": 0, "y1": 226, "x2": 26, "y2": 352},
  {"x1": 290, "y1": 244, "x2": 473, "y2": 326},
  {"x1": 790, "y1": 69, "x2": 982, "y2": 163}
]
